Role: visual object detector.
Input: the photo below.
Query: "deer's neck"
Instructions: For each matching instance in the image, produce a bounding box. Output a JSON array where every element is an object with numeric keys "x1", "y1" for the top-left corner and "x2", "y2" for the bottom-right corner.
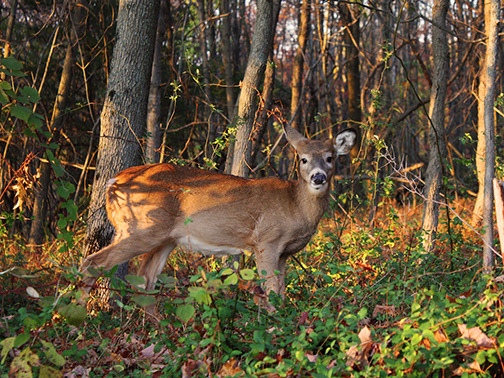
[{"x1": 295, "y1": 180, "x2": 331, "y2": 227}]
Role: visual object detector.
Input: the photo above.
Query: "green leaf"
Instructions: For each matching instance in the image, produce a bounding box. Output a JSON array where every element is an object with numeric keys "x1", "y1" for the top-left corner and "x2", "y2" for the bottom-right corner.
[
  {"x1": 1, "y1": 56, "x2": 23, "y2": 71},
  {"x1": 131, "y1": 294, "x2": 157, "y2": 307},
  {"x1": 240, "y1": 269, "x2": 255, "y2": 281},
  {"x1": 0, "y1": 88, "x2": 9, "y2": 104},
  {"x1": 176, "y1": 304, "x2": 195, "y2": 323},
  {"x1": 58, "y1": 303, "x2": 87, "y2": 326},
  {"x1": 11, "y1": 347, "x2": 39, "y2": 377},
  {"x1": 28, "y1": 113, "x2": 43, "y2": 129},
  {"x1": 188, "y1": 286, "x2": 212, "y2": 305},
  {"x1": 411, "y1": 333, "x2": 422, "y2": 346},
  {"x1": 125, "y1": 275, "x2": 146, "y2": 287},
  {"x1": 14, "y1": 333, "x2": 31, "y2": 348},
  {"x1": 157, "y1": 274, "x2": 177, "y2": 289},
  {"x1": 20, "y1": 86, "x2": 40, "y2": 103},
  {"x1": 0, "y1": 337, "x2": 15, "y2": 364},
  {"x1": 10, "y1": 104, "x2": 32, "y2": 122},
  {"x1": 56, "y1": 182, "x2": 75, "y2": 200},
  {"x1": 223, "y1": 273, "x2": 238, "y2": 286},
  {"x1": 220, "y1": 267, "x2": 234, "y2": 276},
  {"x1": 57, "y1": 217, "x2": 67, "y2": 230},
  {"x1": 63, "y1": 201, "x2": 78, "y2": 221},
  {"x1": 40, "y1": 340, "x2": 65, "y2": 367},
  {"x1": 0, "y1": 80, "x2": 12, "y2": 90}
]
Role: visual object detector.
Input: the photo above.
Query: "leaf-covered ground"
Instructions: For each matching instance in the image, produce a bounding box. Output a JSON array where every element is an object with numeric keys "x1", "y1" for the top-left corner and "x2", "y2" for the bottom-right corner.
[{"x1": 1, "y1": 204, "x2": 504, "y2": 377}]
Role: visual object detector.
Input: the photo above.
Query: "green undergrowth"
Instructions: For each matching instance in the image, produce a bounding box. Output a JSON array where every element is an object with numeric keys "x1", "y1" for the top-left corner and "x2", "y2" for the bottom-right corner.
[{"x1": 1, "y1": 215, "x2": 504, "y2": 377}]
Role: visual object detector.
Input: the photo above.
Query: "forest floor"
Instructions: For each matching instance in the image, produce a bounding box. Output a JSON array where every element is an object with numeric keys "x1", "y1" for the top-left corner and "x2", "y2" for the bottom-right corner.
[{"x1": 1, "y1": 199, "x2": 504, "y2": 377}]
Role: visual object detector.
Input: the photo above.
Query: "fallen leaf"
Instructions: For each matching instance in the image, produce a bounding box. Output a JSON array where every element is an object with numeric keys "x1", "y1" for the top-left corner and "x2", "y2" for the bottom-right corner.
[
  {"x1": 358, "y1": 326, "x2": 373, "y2": 354},
  {"x1": 458, "y1": 324, "x2": 494, "y2": 349},
  {"x1": 217, "y1": 358, "x2": 244, "y2": 377},
  {"x1": 373, "y1": 305, "x2": 396, "y2": 317},
  {"x1": 305, "y1": 352, "x2": 318, "y2": 363},
  {"x1": 433, "y1": 328, "x2": 449, "y2": 344},
  {"x1": 453, "y1": 360, "x2": 485, "y2": 375},
  {"x1": 346, "y1": 326, "x2": 374, "y2": 367}
]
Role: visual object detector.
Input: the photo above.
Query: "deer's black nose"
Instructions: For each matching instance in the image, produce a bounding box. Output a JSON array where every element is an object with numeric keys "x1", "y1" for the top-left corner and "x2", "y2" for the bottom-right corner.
[{"x1": 311, "y1": 173, "x2": 327, "y2": 185}]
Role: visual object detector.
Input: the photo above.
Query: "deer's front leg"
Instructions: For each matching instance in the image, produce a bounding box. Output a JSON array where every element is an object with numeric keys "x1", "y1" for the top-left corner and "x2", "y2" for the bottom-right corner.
[{"x1": 255, "y1": 245, "x2": 287, "y2": 296}]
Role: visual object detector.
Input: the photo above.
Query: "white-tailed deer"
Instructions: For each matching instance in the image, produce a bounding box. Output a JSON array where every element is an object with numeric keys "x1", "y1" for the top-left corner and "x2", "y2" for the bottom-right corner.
[{"x1": 79, "y1": 126, "x2": 357, "y2": 299}]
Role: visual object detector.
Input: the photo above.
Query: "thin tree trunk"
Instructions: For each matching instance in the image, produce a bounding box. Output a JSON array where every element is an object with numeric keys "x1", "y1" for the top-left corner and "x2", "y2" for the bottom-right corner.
[
  {"x1": 229, "y1": 0, "x2": 279, "y2": 178},
  {"x1": 421, "y1": 0, "x2": 449, "y2": 253},
  {"x1": 290, "y1": 0, "x2": 310, "y2": 131},
  {"x1": 145, "y1": 0, "x2": 167, "y2": 164},
  {"x1": 338, "y1": 2, "x2": 361, "y2": 125},
  {"x1": 220, "y1": 0, "x2": 235, "y2": 120},
  {"x1": 197, "y1": 0, "x2": 216, "y2": 159},
  {"x1": 481, "y1": 0, "x2": 499, "y2": 273}
]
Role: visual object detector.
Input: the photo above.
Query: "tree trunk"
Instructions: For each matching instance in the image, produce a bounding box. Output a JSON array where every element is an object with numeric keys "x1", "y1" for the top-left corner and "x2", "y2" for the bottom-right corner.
[
  {"x1": 338, "y1": 2, "x2": 361, "y2": 125},
  {"x1": 481, "y1": 0, "x2": 499, "y2": 273},
  {"x1": 145, "y1": 0, "x2": 168, "y2": 164},
  {"x1": 220, "y1": 0, "x2": 235, "y2": 120},
  {"x1": 421, "y1": 0, "x2": 449, "y2": 253},
  {"x1": 29, "y1": 2, "x2": 86, "y2": 246},
  {"x1": 290, "y1": 0, "x2": 310, "y2": 131},
  {"x1": 471, "y1": 0, "x2": 499, "y2": 231},
  {"x1": 197, "y1": 0, "x2": 217, "y2": 159},
  {"x1": 85, "y1": 0, "x2": 159, "y2": 259},
  {"x1": 229, "y1": 0, "x2": 279, "y2": 178}
]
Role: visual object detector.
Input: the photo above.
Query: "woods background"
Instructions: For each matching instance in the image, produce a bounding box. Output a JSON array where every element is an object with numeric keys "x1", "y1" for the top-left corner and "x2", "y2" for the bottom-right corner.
[
  {"x1": 1, "y1": 0, "x2": 502, "y2": 257},
  {"x1": 1, "y1": 0, "x2": 504, "y2": 376}
]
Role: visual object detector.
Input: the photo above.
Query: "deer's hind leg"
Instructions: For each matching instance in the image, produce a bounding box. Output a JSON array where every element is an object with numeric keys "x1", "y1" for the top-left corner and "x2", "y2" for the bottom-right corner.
[
  {"x1": 79, "y1": 231, "x2": 170, "y2": 294},
  {"x1": 137, "y1": 243, "x2": 176, "y2": 291}
]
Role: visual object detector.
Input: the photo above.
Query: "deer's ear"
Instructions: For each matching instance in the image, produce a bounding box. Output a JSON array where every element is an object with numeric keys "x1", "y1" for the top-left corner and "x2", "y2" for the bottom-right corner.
[
  {"x1": 334, "y1": 129, "x2": 357, "y2": 156},
  {"x1": 284, "y1": 125, "x2": 308, "y2": 150}
]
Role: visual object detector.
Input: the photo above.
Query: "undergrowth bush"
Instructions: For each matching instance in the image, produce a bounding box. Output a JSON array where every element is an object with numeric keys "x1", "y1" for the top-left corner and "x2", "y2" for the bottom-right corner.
[{"x1": 1, "y1": 203, "x2": 503, "y2": 377}]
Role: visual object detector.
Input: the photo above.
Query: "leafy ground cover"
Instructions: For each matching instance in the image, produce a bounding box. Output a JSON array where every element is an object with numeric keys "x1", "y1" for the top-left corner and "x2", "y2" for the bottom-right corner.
[{"x1": 1, "y1": 200, "x2": 504, "y2": 377}]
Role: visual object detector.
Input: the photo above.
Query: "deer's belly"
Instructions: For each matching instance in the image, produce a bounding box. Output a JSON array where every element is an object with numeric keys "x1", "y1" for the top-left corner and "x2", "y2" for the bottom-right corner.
[{"x1": 178, "y1": 235, "x2": 243, "y2": 257}]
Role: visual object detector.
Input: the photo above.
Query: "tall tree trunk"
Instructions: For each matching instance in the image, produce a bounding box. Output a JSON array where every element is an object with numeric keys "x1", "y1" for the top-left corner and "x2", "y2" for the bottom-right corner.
[
  {"x1": 480, "y1": 0, "x2": 499, "y2": 272},
  {"x1": 145, "y1": 0, "x2": 168, "y2": 164},
  {"x1": 290, "y1": 0, "x2": 311, "y2": 131},
  {"x1": 421, "y1": 0, "x2": 449, "y2": 253},
  {"x1": 197, "y1": 0, "x2": 216, "y2": 159},
  {"x1": 338, "y1": 2, "x2": 361, "y2": 126},
  {"x1": 29, "y1": 2, "x2": 86, "y2": 246},
  {"x1": 228, "y1": 0, "x2": 279, "y2": 177},
  {"x1": 250, "y1": 0, "x2": 282, "y2": 167},
  {"x1": 472, "y1": 0, "x2": 499, "y2": 232},
  {"x1": 220, "y1": 0, "x2": 235, "y2": 120},
  {"x1": 84, "y1": 0, "x2": 159, "y2": 260}
]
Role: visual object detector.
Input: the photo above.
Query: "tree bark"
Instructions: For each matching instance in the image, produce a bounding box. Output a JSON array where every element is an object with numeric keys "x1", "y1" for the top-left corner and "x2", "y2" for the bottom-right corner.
[
  {"x1": 290, "y1": 0, "x2": 310, "y2": 131},
  {"x1": 220, "y1": 0, "x2": 235, "y2": 120},
  {"x1": 85, "y1": 0, "x2": 160, "y2": 258},
  {"x1": 471, "y1": 0, "x2": 498, "y2": 232},
  {"x1": 338, "y1": 2, "x2": 361, "y2": 125},
  {"x1": 197, "y1": 0, "x2": 217, "y2": 159},
  {"x1": 480, "y1": 0, "x2": 499, "y2": 273},
  {"x1": 145, "y1": 0, "x2": 168, "y2": 164},
  {"x1": 229, "y1": 0, "x2": 279, "y2": 178},
  {"x1": 421, "y1": 0, "x2": 449, "y2": 253}
]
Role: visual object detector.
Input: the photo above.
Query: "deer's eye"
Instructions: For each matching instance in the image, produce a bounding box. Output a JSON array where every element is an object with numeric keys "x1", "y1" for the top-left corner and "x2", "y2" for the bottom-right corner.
[
  {"x1": 326, "y1": 156, "x2": 333, "y2": 164},
  {"x1": 300, "y1": 158, "x2": 308, "y2": 164}
]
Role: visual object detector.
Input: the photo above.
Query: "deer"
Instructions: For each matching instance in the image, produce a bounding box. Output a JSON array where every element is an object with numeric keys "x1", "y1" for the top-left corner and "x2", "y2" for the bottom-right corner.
[{"x1": 79, "y1": 126, "x2": 357, "y2": 303}]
